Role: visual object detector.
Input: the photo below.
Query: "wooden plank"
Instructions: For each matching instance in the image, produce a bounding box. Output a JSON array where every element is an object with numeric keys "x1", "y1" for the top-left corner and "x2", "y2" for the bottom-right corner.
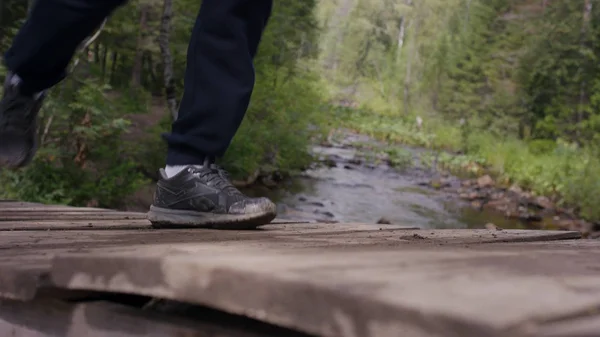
[
  {"x1": 0, "y1": 207, "x2": 112, "y2": 212},
  {"x1": 0, "y1": 206, "x2": 308, "y2": 228},
  {"x1": 532, "y1": 314, "x2": 600, "y2": 337},
  {"x1": 0, "y1": 221, "x2": 589, "y2": 337},
  {"x1": 46, "y1": 238, "x2": 600, "y2": 337},
  {"x1": 0, "y1": 263, "x2": 48, "y2": 301},
  {"x1": 0, "y1": 227, "x2": 415, "y2": 258},
  {"x1": 0, "y1": 202, "x2": 105, "y2": 211},
  {"x1": 0, "y1": 219, "x2": 309, "y2": 231},
  {"x1": 0, "y1": 224, "x2": 418, "y2": 299},
  {"x1": 261, "y1": 222, "x2": 419, "y2": 233},
  {"x1": 0, "y1": 299, "x2": 308, "y2": 337},
  {"x1": 0, "y1": 227, "x2": 579, "y2": 302},
  {"x1": 258, "y1": 226, "x2": 581, "y2": 244},
  {"x1": 270, "y1": 219, "x2": 313, "y2": 225},
  {"x1": 0, "y1": 228, "x2": 578, "y2": 252},
  {"x1": 0, "y1": 220, "x2": 152, "y2": 231},
  {"x1": 0, "y1": 208, "x2": 307, "y2": 219},
  {"x1": 0, "y1": 211, "x2": 148, "y2": 221},
  {"x1": 0, "y1": 201, "x2": 46, "y2": 208}
]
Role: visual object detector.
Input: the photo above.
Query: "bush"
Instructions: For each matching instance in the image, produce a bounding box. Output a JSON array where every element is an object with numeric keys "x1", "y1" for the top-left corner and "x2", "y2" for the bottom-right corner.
[{"x1": 0, "y1": 78, "x2": 148, "y2": 208}]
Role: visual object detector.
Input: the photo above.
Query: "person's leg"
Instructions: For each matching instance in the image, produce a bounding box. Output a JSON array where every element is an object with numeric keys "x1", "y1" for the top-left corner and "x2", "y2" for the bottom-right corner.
[
  {"x1": 148, "y1": 0, "x2": 277, "y2": 229},
  {"x1": 163, "y1": 0, "x2": 273, "y2": 167},
  {"x1": 0, "y1": 0, "x2": 127, "y2": 168}
]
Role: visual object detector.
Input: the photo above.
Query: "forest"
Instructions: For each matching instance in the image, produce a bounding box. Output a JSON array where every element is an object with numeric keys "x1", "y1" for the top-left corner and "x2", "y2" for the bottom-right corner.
[{"x1": 1, "y1": 0, "x2": 600, "y2": 223}]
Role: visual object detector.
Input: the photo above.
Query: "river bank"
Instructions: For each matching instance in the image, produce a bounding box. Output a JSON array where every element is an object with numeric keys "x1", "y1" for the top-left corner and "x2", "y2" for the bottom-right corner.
[
  {"x1": 236, "y1": 129, "x2": 545, "y2": 231},
  {"x1": 267, "y1": 128, "x2": 597, "y2": 236},
  {"x1": 327, "y1": 106, "x2": 600, "y2": 237},
  {"x1": 426, "y1": 175, "x2": 597, "y2": 237},
  {"x1": 122, "y1": 125, "x2": 597, "y2": 236}
]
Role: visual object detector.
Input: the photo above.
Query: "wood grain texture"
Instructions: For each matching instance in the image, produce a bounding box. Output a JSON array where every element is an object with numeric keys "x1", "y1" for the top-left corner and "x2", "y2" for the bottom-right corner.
[
  {"x1": 0, "y1": 201, "x2": 595, "y2": 337},
  {"x1": 0, "y1": 299, "x2": 308, "y2": 337}
]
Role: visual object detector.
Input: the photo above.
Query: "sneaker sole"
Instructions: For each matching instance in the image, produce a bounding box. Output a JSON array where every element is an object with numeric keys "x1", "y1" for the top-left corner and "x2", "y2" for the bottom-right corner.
[
  {"x1": 0, "y1": 129, "x2": 37, "y2": 169},
  {"x1": 0, "y1": 141, "x2": 35, "y2": 168},
  {"x1": 147, "y1": 205, "x2": 277, "y2": 230}
]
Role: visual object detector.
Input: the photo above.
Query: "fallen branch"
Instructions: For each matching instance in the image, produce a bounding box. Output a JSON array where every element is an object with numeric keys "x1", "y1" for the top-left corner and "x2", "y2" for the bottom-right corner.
[
  {"x1": 158, "y1": 0, "x2": 178, "y2": 120},
  {"x1": 40, "y1": 114, "x2": 53, "y2": 145}
]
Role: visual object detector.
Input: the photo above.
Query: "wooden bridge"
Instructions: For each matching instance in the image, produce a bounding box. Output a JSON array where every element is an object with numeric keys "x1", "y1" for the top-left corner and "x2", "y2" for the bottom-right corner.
[{"x1": 1, "y1": 200, "x2": 600, "y2": 337}]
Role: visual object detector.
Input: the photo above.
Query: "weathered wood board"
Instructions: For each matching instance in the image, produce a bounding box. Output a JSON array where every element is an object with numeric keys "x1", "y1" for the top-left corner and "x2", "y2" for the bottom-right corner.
[
  {"x1": 0, "y1": 201, "x2": 310, "y2": 230},
  {"x1": 1, "y1": 201, "x2": 599, "y2": 337},
  {"x1": 0, "y1": 211, "x2": 147, "y2": 221},
  {"x1": 0, "y1": 299, "x2": 308, "y2": 337},
  {"x1": 534, "y1": 314, "x2": 600, "y2": 337},
  {"x1": 46, "y1": 239, "x2": 600, "y2": 337}
]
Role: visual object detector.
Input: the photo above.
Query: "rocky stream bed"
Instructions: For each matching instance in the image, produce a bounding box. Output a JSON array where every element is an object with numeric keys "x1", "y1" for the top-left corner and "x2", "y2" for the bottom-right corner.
[{"x1": 242, "y1": 130, "x2": 599, "y2": 237}]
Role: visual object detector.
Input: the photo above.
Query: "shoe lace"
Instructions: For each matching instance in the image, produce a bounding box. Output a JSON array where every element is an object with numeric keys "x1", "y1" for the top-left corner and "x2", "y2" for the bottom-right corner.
[{"x1": 190, "y1": 163, "x2": 243, "y2": 195}]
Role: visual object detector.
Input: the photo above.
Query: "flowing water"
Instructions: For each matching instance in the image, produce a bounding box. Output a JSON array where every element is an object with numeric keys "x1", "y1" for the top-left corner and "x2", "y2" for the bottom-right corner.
[{"x1": 243, "y1": 132, "x2": 525, "y2": 229}]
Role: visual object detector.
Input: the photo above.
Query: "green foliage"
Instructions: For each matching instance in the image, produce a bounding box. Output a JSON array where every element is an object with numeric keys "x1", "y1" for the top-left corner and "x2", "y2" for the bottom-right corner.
[
  {"x1": 385, "y1": 147, "x2": 413, "y2": 169},
  {"x1": 518, "y1": 1, "x2": 600, "y2": 142},
  {"x1": 465, "y1": 133, "x2": 600, "y2": 220},
  {"x1": 0, "y1": 0, "x2": 324, "y2": 207},
  {"x1": 528, "y1": 139, "x2": 557, "y2": 155},
  {"x1": 222, "y1": 66, "x2": 324, "y2": 178},
  {"x1": 0, "y1": 77, "x2": 148, "y2": 207},
  {"x1": 220, "y1": 0, "x2": 324, "y2": 179},
  {"x1": 318, "y1": 0, "x2": 600, "y2": 222},
  {"x1": 332, "y1": 106, "x2": 462, "y2": 150},
  {"x1": 4, "y1": 0, "x2": 600, "y2": 224}
]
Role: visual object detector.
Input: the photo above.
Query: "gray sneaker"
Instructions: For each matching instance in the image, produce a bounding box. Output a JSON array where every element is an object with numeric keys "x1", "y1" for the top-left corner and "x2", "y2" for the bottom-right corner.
[
  {"x1": 148, "y1": 158, "x2": 277, "y2": 229},
  {"x1": 0, "y1": 72, "x2": 46, "y2": 168}
]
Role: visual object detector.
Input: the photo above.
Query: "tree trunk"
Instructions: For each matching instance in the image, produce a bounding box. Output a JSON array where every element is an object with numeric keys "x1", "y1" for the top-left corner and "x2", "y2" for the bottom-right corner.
[
  {"x1": 94, "y1": 43, "x2": 100, "y2": 63},
  {"x1": 397, "y1": 17, "x2": 405, "y2": 52},
  {"x1": 542, "y1": 0, "x2": 548, "y2": 13},
  {"x1": 144, "y1": 53, "x2": 159, "y2": 88},
  {"x1": 0, "y1": 0, "x2": 4, "y2": 40},
  {"x1": 582, "y1": 0, "x2": 592, "y2": 30},
  {"x1": 464, "y1": 0, "x2": 472, "y2": 31},
  {"x1": 577, "y1": 0, "x2": 592, "y2": 136},
  {"x1": 131, "y1": 4, "x2": 149, "y2": 87},
  {"x1": 325, "y1": 0, "x2": 356, "y2": 71},
  {"x1": 158, "y1": 0, "x2": 178, "y2": 120},
  {"x1": 396, "y1": 0, "x2": 412, "y2": 56},
  {"x1": 110, "y1": 51, "x2": 118, "y2": 84},
  {"x1": 403, "y1": 19, "x2": 418, "y2": 114},
  {"x1": 101, "y1": 47, "x2": 108, "y2": 79}
]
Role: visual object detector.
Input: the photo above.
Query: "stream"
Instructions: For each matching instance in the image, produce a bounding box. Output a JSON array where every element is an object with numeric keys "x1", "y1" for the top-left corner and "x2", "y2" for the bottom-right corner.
[{"x1": 242, "y1": 130, "x2": 525, "y2": 229}]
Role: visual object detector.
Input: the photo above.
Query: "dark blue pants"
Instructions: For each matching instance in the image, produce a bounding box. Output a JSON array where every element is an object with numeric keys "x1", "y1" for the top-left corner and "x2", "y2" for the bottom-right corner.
[{"x1": 4, "y1": 0, "x2": 273, "y2": 165}]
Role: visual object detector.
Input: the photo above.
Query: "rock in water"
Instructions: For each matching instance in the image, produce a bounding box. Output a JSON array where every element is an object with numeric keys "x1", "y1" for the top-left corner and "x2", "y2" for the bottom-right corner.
[
  {"x1": 485, "y1": 223, "x2": 503, "y2": 231},
  {"x1": 430, "y1": 177, "x2": 451, "y2": 189},
  {"x1": 532, "y1": 196, "x2": 554, "y2": 210},
  {"x1": 477, "y1": 175, "x2": 494, "y2": 188},
  {"x1": 508, "y1": 184, "x2": 523, "y2": 194}
]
